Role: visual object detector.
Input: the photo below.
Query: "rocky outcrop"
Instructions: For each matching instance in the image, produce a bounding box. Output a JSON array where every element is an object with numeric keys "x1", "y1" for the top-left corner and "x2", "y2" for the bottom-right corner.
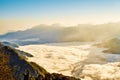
[{"x1": 0, "y1": 44, "x2": 80, "y2": 80}]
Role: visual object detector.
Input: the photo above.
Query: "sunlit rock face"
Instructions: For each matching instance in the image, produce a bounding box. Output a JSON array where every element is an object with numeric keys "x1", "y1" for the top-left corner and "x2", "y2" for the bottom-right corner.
[{"x1": 18, "y1": 42, "x2": 120, "y2": 80}]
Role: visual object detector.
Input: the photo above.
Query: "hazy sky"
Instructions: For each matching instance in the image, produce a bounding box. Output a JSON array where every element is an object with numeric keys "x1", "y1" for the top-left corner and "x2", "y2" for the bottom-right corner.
[{"x1": 0, "y1": 0, "x2": 120, "y2": 34}]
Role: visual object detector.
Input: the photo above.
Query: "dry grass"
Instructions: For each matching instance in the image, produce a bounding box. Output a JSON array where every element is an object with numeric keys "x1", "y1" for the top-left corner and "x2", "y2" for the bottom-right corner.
[{"x1": 0, "y1": 52, "x2": 14, "y2": 80}]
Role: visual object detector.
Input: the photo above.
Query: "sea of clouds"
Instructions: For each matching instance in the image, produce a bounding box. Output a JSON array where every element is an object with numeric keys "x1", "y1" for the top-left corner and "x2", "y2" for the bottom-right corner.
[{"x1": 17, "y1": 42, "x2": 120, "y2": 80}]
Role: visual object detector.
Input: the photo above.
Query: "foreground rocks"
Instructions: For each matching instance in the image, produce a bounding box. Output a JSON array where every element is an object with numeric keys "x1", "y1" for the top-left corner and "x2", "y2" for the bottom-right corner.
[{"x1": 0, "y1": 44, "x2": 80, "y2": 80}]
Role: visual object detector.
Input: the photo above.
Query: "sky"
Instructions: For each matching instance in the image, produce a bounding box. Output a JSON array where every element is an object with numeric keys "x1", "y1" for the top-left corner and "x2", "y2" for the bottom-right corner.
[{"x1": 0, "y1": 0, "x2": 120, "y2": 34}]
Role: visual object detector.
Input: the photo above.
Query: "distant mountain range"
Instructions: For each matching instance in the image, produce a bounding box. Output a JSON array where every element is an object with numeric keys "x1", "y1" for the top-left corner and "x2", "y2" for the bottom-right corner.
[{"x1": 0, "y1": 22, "x2": 120, "y2": 45}]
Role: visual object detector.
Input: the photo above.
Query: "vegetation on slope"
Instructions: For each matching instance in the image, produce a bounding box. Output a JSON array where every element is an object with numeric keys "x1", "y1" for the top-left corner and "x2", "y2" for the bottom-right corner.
[
  {"x1": 0, "y1": 51, "x2": 14, "y2": 80},
  {"x1": 0, "y1": 44, "x2": 80, "y2": 80}
]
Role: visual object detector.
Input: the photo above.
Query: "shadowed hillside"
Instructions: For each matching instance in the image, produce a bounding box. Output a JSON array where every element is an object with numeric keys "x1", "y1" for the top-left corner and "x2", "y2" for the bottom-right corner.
[
  {"x1": 0, "y1": 50, "x2": 14, "y2": 80},
  {"x1": 0, "y1": 43, "x2": 80, "y2": 80}
]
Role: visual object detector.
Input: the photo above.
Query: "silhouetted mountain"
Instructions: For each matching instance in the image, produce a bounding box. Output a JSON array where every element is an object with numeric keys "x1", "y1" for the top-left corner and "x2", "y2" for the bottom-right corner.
[
  {"x1": 0, "y1": 23, "x2": 120, "y2": 45},
  {"x1": 0, "y1": 43, "x2": 80, "y2": 80},
  {"x1": 0, "y1": 25, "x2": 63, "y2": 45}
]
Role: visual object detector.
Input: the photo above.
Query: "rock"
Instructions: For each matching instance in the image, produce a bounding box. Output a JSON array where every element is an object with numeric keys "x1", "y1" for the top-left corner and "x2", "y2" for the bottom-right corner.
[{"x1": 0, "y1": 44, "x2": 80, "y2": 80}]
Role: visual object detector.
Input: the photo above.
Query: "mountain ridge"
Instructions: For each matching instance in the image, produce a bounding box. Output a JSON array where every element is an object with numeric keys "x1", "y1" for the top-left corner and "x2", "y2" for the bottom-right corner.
[
  {"x1": 0, "y1": 22, "x2": 120, "y2": 45},
  {"x1": 0, "y1": 43, "x2": 80, "y2": 80}
]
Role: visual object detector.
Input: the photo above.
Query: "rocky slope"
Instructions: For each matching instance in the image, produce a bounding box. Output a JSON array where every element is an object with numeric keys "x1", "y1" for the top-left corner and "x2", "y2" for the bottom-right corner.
[{"x1": 0, "y1": 43, "x2": 80, "y2": 80}]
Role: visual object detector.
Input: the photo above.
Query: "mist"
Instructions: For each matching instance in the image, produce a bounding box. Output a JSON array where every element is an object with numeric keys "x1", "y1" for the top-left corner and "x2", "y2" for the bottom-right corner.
[{"x1": 0, "y1": 22, "x2": 120, "y2": 46}]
